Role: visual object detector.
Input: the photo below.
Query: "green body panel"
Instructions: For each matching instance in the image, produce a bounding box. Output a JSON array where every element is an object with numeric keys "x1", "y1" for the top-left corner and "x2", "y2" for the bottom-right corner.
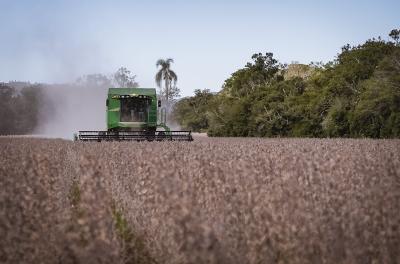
[{"x1": 107, "y1": 88, "x2": 158, "y2": 131}]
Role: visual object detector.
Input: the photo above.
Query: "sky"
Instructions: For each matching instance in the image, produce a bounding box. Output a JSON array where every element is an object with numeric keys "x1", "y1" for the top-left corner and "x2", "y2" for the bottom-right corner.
[{"x1": 0, "y1": 0, "x2": 399, "y2": 97}]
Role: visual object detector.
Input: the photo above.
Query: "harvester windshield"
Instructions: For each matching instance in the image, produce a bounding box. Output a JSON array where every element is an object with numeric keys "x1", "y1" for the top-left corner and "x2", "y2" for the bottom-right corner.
[{"x1": 120, "y1": 98, "x2": 150, "y2": 122}]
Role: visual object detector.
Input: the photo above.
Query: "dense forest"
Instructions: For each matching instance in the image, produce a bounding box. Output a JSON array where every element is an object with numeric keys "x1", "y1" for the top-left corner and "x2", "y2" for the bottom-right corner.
[{"x1": 173, "y1": 30, "x2": 400, "y2": 138}]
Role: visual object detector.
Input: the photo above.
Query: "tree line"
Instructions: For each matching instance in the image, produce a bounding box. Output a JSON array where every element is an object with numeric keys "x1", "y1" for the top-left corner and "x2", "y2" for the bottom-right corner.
[
  {"x1": 0, "y1": 83, "x2": 43, "y2": 134},
  {"x1": 0, "y1": 60, "x2": 182, "y2": 135},
  {"x1": 0, "y1": 58, "x2": 181, "y2": 135},
  {"x1": 173, "y1": 30, "x2": 400, "y2": 138},
  {"x1": 0, "y1": 67, "x2": 140, "y2": 135}
]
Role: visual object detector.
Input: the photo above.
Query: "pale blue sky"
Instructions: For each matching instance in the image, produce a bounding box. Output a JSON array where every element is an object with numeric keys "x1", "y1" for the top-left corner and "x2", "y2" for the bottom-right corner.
[{"x1": 0, "y1": 0, "x2": 399, "y2": 96}]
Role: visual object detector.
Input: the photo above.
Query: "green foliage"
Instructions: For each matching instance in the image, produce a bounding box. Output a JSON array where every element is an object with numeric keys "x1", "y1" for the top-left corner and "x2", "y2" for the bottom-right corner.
[
  {"x1": 207, "y1": 96, "x2": 251, "y2": 137},
  {"x1": 0, "y1": 83, "x2": 43, "y2": 135},
  {"x1": 223, "y1": 52, "x2": 281, "y2": 98},
  {"x1": 172, "y1": 89, "x2": 214, "y2": 132},
  {"x1": 350, "y1": 49, "x2": 400, "y2": 137},
  {"x1": 173, "y1": 31, "x2": 400, "y2": 138},
  {"x1": 0, "y1": 85, "x2": 16, "y2": 134},
  {"x1": 322, "y1": 98, "x2": 350, "y2": 137},
  {"x1": 114, "y1": 67, "x2": 139, "y2": 88},
  {"x1": 155, "y1": 58, "x2": 179, "y2": 101},
  {"x1": 389, "y1": 28, "x2": 400, "y2": 45}
]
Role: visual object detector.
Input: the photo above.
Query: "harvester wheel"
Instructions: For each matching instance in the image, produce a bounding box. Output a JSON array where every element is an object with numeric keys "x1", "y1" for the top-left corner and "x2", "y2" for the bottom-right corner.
[
  {"x1": 156, "y1": 131, "x2": 165, "y2": 141},
  {"x1": 146, "y1": 131, "x2": 155, "y2": 142},
  {"x1": 107, "y1": 131, "x2": 119, "y2": 141},
  {"x1": 98, "y1": 131, "x2": 106, "y2": 142}
]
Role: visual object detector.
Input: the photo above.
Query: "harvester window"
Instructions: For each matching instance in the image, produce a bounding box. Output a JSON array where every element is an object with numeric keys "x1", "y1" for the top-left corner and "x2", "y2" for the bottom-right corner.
[{"x1": 120, "y1": 98, "x2": 150, "y2": 122}]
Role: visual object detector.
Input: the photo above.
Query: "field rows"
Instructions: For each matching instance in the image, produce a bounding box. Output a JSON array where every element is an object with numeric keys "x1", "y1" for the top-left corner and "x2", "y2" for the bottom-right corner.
[{"x1": 1, "y1": 137, "x2": 399, "y2": 263}]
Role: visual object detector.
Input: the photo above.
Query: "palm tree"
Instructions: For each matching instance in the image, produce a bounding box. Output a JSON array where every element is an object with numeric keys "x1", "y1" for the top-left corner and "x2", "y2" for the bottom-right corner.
[{"x1": 155, "y1": 58, "x2": 178, "y2": 102}]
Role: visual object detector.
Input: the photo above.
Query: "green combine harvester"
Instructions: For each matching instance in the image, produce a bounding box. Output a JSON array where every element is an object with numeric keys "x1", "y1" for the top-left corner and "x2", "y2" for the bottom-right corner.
[{"x1": 77, "y1": 88, "x2": 193, "y2": 141}]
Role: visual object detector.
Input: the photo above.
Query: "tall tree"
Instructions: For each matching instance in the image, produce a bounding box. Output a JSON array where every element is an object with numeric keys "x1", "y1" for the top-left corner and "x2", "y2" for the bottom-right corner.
[
  {"x1": 389, "y1": 29, "x2": 400, "y2": 45},
  {"x1": 76, "y1": 74, "x2": 112, "y2": 88},
  {"x1": 113, "y1": 67, "x2": 139, "y2": 88},
  {"x1": 155, "y1": 58, "x2": 179, "y2": 101},
  {"x1": 172, "y1": 89, "x2": 214, "y2": 131}
]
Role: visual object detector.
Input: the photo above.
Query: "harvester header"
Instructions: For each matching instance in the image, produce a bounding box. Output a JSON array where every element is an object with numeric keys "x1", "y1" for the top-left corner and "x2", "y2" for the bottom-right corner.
[{"x1": 77, "y1": 87, "x2": 192, "y2": 142}]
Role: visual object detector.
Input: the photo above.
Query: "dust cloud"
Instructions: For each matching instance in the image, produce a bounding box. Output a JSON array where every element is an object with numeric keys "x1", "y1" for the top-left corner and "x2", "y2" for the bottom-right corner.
[
  {"x1": 34, "y1": 82, "x2": 181, "y2": 139},
  {"x1": 35, "y1": 83, "x2": 108, "y2": 139}
]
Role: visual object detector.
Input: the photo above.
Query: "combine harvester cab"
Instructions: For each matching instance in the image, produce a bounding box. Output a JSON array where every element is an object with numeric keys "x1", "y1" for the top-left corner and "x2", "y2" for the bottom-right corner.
[{"x1": 78, "y1": 88, "x2": 193, "y2": 142}]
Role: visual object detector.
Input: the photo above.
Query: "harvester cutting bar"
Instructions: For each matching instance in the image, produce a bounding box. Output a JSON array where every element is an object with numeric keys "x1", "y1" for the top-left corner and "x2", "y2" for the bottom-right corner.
[{"x1": 78, "y1": 131, "x2": 193, "y2": 142}]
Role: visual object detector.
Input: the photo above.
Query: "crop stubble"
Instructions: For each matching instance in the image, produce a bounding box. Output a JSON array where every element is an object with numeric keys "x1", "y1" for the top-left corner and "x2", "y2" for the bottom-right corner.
[{"x1": 0, "y1": 137, "x2": 399, "y2": 263}]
